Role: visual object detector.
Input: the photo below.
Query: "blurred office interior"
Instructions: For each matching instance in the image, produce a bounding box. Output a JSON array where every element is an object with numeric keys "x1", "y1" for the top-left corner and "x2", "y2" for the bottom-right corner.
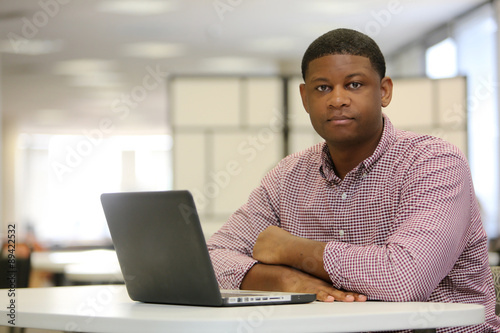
[{"x1": 0, "y1": 0, "x2": 499, "y2": 253}]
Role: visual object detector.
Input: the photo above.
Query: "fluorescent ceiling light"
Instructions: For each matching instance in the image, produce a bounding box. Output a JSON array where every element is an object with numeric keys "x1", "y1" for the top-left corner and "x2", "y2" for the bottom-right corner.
[
  {"x1": 198, "y1": 57, "x2": 278, "y2": 74},
  {"x1": 0, "y1": 39, "x2": 62, "y2": 55},
  {"x1": 121, "y1": 42, "x2": 186, "y2": 58},
  {"x1": 52, "y1": 59, "x2": 117, "y2": 75},
  {"x1": 69, "y1": 73, "x2": 123, "y2": 88},
  {"x1": 52, "y1": 59, "x2": 122, "y2": 87},
  {"x1": 31, "y1": 109, "x2": 66, "y2": 125},
  {"x1": 97, "y1": 1, "x2": 177, "y2": 15}
]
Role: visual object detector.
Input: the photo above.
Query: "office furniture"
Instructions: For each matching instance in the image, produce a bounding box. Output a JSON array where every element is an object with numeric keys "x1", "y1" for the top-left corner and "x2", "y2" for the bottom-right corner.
[
  {"x1": 63, "y1": 262, "x2": 123, "y2": 285},
  {"x1": 0, "y1": 285, "x2": 484, "y2": 332},
  {"x1": 31, "y1": 249, "x2": 121, "y2": 285},
  {"x1": 0, "y1": 257, "x2": 30, "y2": 289}
]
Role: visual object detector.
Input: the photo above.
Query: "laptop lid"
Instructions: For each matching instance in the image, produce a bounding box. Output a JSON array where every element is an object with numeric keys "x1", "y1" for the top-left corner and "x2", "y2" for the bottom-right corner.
[{"x1": 100, "y1": 190, "x2": 316, "y2": 307}]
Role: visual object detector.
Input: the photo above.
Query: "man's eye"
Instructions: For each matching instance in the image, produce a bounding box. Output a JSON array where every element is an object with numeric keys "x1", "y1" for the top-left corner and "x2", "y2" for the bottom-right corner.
[
  {"x1": 316, "y1": 85, "x2": 330, "y2": 92},
  {"x1": 348, "y1": 82, "x2": 362, "y2": 89}
]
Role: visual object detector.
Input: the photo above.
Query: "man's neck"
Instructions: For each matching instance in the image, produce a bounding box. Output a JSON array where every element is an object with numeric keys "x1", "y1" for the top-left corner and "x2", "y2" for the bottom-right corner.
[
  {"x1": 329, "y1": 151, "x2": 363, "y2": 180},
  {"x1": 328, "y1": 137, "x2": 381, "y2": 180}
]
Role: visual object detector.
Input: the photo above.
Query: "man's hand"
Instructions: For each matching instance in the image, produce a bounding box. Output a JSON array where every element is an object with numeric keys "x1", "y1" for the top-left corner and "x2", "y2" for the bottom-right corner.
[{"x1": 241, "y1": 263, "x2": 366, "y2": 302}]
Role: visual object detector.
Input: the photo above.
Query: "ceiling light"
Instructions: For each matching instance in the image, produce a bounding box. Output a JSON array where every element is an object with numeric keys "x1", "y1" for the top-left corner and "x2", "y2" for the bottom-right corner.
[
  {"x1": 121, "y1": 42, "x2": 185, "y2": 58},
  {"x1": 68, "y1": 73, "x2": 122, "y2": 88},
  {"x1": 0, "y1": 39, "x2": 62, "y2": 55},
  {"x1": 52, "y1": 59, "x2": 122, "y2": 87},
  {"x1": 197, "y1": 57, "x2": 278, "y2": 74},
  {"x1": 96, "y1": 1, "x2": 177, "y2": 15},
  {"x1": 52, "y1": 59, "x2": 117, "y2": 75},
  {"x1": 31, "y1": 109, "x2": 66, "y2": 125}
]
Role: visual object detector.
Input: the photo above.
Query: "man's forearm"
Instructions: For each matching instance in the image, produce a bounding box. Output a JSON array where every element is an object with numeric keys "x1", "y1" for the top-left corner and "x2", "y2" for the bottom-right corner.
[
  {"x1": 252, "y1": 226, "x2": 330, "y2": 282},
  {"x1": 241, "y1": 263, "x2": 288, "y2": 291},
  {"x1": 240, "y1": 262, "x2": 366, "y2": 302},
  {"x1": 285, "y1": 235, "x2": 330, "y2": 282}
]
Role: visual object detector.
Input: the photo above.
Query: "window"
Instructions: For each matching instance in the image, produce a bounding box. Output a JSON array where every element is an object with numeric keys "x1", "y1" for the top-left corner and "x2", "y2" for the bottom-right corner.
[
  {"x1": 425, "y1": 38, "x2": 458, "y2": 79},
  {"x1": 423, "y1": 4, "x2": 499, "y2": 237},
  {"x1": 18, "y1": 134, "x2": 172, "y2": 245},
  {"x1": 454, "y1": 10, "x2": 498, "y2": 237}
]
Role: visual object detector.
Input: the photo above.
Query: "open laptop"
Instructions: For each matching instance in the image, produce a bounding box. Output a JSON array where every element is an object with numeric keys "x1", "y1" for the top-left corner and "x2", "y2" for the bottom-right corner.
[{"x1": 100, "y1": 190, "x2": 316, "y2": 307}]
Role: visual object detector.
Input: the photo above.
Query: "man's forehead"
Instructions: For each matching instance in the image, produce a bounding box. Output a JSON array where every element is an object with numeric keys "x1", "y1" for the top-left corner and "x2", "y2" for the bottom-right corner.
[
  {"x1": 306, "y1": 54, "x2": 374, "y2": 77},
  {"x1": 309, "y1": 54, "x2": 371, "y2": 66}
]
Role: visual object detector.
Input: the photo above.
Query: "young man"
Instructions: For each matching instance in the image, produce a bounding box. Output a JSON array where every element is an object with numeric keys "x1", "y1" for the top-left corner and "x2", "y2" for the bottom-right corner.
[{"x1": 207, "y1": 28, "x2": 500, "y2": 331}]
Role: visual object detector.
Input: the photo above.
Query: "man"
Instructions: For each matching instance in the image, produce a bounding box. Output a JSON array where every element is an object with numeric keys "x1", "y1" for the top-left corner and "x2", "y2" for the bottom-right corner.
[{"x1": 207, "y1": 28, "x2": 500, "y2": 331}]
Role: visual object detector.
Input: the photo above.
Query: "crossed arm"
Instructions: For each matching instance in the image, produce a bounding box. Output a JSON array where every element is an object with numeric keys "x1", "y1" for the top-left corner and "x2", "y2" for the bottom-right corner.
[{"x1": 241, "y1": 225, "x2": 367, "y2": 302}]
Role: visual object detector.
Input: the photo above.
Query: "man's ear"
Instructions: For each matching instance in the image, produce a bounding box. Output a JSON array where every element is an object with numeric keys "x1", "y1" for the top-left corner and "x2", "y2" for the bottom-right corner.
[
  {"x1": 380, "y1": 77, "x2": 393, "y2": 108},
  {"x1": 299, "y1": 83, "x2": 310, "y2": 114}
]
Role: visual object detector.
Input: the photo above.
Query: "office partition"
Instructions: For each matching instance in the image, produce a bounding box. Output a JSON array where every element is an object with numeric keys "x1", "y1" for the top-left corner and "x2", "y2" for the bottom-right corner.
[{"x1": 169, "y1": 75, "x2": 468, "y2": 231}]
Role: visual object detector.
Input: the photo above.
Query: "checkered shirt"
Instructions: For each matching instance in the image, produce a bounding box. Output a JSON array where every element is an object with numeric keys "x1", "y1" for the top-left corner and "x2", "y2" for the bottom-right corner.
[{"x1": 207, "y1": 115, "x2": 500, "y2": 332}]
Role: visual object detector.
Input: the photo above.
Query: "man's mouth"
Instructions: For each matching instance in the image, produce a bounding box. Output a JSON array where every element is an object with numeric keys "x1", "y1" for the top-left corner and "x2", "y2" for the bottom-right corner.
[{"x1": 328, "y1": 116, "x2": 354, "y2": 124}]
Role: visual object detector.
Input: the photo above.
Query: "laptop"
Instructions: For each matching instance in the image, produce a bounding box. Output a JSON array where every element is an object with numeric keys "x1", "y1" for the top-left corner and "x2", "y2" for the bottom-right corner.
[{"x1": 100, "y1": 190, "x2": 316, "y2": 307}]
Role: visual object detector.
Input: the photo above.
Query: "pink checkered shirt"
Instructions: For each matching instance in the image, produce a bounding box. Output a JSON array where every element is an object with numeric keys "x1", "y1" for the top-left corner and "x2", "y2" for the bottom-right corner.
[{"x1": 207, "y1": 115, "x2": 500, "y2": 332}]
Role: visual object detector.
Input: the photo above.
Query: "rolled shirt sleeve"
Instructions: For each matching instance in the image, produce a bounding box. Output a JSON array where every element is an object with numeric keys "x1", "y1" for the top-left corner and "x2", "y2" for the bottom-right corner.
[
  {"x1": 324, "y1": 148, "x2": 484, "y2": 302},
  {"x1": 207, "y1": 176, "x2": 281, "y2": 289}
]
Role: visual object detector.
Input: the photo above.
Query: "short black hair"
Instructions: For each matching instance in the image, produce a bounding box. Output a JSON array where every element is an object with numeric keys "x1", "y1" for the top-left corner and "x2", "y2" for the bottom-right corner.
[{"x1": 301, "y1": 28, "x2": 386, "y2": 80}]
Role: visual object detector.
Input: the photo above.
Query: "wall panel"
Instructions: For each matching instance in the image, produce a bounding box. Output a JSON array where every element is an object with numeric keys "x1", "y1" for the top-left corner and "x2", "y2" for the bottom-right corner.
[{"x1": 169, "y1": 75, "x2": 468, "y2": 237}]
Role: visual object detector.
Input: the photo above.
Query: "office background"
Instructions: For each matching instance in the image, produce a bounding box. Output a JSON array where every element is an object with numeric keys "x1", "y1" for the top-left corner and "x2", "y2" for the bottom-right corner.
[{"x1": 0, "y1": 0, "x2": 498, "y2": 247}]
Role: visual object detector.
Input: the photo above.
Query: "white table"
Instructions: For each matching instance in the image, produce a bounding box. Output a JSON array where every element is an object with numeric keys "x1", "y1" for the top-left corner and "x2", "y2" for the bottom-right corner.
[
  {"x1": 31, "y1": 249, "x2": 119, "y2": 274},
  {"x1": 31, "y1": 249, "x2": 123, "y2": 285},
  {"x1": 64, "y1": 262, "x2": 123, "y2": 284},
  {"x1": 0, "y1": 285, "x2": 485, "y2": 332}
]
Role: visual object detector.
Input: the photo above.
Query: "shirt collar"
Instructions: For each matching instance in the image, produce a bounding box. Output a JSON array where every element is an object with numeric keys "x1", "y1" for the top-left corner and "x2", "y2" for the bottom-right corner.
[{"x1": 319, "y1": 113, "x2": 396, "y2": 182}]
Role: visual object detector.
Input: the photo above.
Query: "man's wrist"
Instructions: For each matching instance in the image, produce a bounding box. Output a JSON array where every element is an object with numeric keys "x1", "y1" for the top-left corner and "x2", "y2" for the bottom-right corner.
[
  {"x1": 241, "y1": 263, "x2": 289, "y2": 291},
  {"x1": 290, "y1": 237, "x2": 329, "y2": 281},
  {"x1": 280, "y1": 233, "x2": 299, "y2": 267}
]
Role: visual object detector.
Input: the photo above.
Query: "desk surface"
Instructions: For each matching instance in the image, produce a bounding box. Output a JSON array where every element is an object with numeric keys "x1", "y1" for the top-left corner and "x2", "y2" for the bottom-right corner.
[
  {"x1": 0, "y1": 285, "x2": 485, "y2": 333},
  {"x1": 31, "y1": 249, "x2": 123, "y2": 284},
  {"x1": 31, "y1": 249, "x2": 119, "y2": 274}
]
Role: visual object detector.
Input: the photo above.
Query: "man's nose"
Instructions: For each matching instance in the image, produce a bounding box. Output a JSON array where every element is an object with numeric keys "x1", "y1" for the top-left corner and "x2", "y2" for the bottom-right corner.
[{"x1": 327, "y1": 88, "x2": 350, "y2": 108}]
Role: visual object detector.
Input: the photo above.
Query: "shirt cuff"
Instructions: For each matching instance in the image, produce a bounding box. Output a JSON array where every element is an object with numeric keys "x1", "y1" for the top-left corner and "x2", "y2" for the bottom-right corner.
[
  {"x1": 218, "y1": 256, "x2": 259, "y2": 289},
  {"x1": 323, "y1": 241, "x2": 351, "y2": 289}
]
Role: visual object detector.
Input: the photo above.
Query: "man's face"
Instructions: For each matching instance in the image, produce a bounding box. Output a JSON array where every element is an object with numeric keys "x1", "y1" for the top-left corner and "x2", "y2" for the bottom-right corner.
[{"x1": 300, "y1": 54, "x2": 392, "y2": 151}]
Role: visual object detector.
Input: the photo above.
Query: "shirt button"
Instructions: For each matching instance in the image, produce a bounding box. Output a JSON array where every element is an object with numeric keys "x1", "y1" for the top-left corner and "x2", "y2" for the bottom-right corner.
[
  {"x1": 339, "y1": 230, "x2": 345, "y2": 237},
  {"x1": 341, "y1": 192, "x2": 347, "y2": 199},
  {"x1": 362, "y1": 172, "x2": 367, "y2": 178}
]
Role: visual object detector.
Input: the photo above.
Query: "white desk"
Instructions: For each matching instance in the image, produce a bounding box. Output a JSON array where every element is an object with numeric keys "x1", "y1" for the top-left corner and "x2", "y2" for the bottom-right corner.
[
  {"x1": 31, "y1": 249, "x2": 119, "y2": 274},
  {"x1": 0, "y1": 285, "x2": 485, "y2": 332},
  {"x1": 64, "y1": 262, "x2": 123, "y2": 284},
  {"x1": 31, "y1": 249, "x2": 123, "y2": 284}
]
